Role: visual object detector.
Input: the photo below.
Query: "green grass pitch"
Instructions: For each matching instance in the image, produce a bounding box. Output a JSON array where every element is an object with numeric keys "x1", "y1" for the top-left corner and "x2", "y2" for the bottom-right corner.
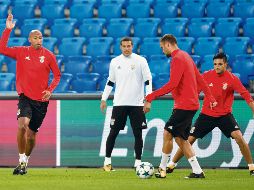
[{"x1": 0, "y1": 168, "x2": 253, "y2": 190}]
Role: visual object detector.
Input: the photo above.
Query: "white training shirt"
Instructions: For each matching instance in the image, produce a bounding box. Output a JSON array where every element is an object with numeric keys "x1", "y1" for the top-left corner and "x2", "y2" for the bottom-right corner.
[{"x1": 102, "y1": 53, "x2": 152, "y2": 106}]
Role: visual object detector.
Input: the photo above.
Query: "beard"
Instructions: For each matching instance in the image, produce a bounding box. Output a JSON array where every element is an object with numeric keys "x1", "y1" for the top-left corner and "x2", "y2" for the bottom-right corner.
[{"x1": 166, "y1": 53, "x2": 171, "y2": 58}]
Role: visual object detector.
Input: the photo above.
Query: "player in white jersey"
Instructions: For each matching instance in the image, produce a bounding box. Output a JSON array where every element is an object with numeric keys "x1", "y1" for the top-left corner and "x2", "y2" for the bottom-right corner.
[{"x1": 100, "y1": 37, "x2": 152, "y2": 171}]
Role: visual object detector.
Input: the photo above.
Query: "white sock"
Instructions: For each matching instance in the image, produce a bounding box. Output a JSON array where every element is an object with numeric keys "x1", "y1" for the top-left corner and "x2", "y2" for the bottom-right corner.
[
  {"x1": 188, "y1": 156, "x2": 203, "y2": 174},
  {"x1": 167, "y1": 161, "x2": 177, "y2": 168},
  {"x1": 24, "y1": 155, "x2": 30, "y2": 164},
  {"x1": 159, "y1": 152, "x2": 171, "y2": 170},
  {"x1": 248, "y1": 163, "x2": 254, "y2": 170},
  {"x1": 104, "y1": 157, "x2": 111, "y2": 166},
  {"x1": 134, "y1": 159, "x2": 141, "y2": 167},
  {"x1": 19, "y1": 153, "x2": 25, "y2": 163}
]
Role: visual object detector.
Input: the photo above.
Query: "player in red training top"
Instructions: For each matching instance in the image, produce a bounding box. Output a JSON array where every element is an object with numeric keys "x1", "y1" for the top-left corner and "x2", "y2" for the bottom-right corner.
[
  {"x1": 0, "y1": 14, "x2": 61, "y2": 175},
  {"x1": 167, "y1": 52, "x2": 254, "y2": 176},
  {"x1": 143, "y1": 34, "x2": 217, "y2": 179}
]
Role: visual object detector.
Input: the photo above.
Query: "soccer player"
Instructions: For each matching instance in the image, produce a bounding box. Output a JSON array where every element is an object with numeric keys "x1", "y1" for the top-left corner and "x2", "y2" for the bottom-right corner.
[
  {"x1": 0, "y1": 14, "x2": 61, "y2": 175},
  {"x1": 143, "y1": 34, "x2": 217, "y2": 178},
  {"x1": 167, "y1": 52, "x2": 254, "y2": 176},
  {"x1": 100, "y1": 37, "x2": 152, "y2": 171}
]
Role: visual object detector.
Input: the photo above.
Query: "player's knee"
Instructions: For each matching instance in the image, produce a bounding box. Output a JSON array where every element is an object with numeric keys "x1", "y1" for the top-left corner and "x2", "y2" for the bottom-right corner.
[{"x1": 18, "y1": 123, "x2": 29, "y2": 131}]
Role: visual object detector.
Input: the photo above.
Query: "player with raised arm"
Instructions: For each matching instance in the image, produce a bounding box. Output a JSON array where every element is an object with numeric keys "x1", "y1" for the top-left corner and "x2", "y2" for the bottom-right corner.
[{"x1": 0, "y1": 14, "x2": 61, "y2": 175}]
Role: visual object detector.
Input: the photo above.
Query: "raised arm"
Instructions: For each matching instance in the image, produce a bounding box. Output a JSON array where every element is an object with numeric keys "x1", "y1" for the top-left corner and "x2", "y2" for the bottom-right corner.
[{"x1": 0, "y1": 13, "x2": 18, "y2": 59}]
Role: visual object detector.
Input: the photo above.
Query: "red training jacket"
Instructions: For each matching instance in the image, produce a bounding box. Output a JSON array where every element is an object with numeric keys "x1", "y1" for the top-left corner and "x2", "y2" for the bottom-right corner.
[
  {"x1": 201, "y1": 70, "x2": 253, "y2": 117},
  {"x1": 146, "y1": 49, "x2": 215, "y2": 110},
  {"x1": 0, "y1": 28, "x2": 61, "y2": 101}
]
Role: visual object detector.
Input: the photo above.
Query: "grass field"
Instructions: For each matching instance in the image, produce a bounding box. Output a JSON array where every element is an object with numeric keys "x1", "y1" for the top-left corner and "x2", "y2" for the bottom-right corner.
[{"x1": 0, "y1": 168, "x2": 253, "y2": 190}]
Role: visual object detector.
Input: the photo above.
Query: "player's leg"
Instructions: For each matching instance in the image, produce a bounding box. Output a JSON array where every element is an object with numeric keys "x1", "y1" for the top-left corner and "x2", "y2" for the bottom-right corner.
[
  {"x1": 167, "y1": 113, "x2": 215, "y2": 174},
  {"x1": 103, "y1": 106, "x2": 127, "y2": 171},
  {"x1": 13, "y1": 94, "x2": 32, "y2": 175},
  {"x1": 129, "y1": 106, "x2": 146, "y2": 168},
  {"x1": 220, "y1": 113, "x2": 254, "y2": 175},
  {"x1": 19, "y1": 98, "x2": 49, "y2": 175},
  {"x1": 154, "y1": 130, "x2": 173, "y2": 178},
  {"x1": 167, "y1": 135, "x2": 196, "y2": 173}
]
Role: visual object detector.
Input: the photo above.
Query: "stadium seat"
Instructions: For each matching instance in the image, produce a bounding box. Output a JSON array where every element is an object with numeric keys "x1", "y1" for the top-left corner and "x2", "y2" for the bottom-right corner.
[
  {"x1": 41, "y1": 1, "x2": 66, "y2": 26},
  {"x1": 191, "y1": 55, "x2": 201, "y2": 66},
  {"x1": 243, "y1": 18, "x2": 254, "y2": 41},
  {"x1": 206, "y1": 2, "x2": 231, "y2": 18},
  {"x1": 49, "y1": 72, "x2": 73, "y2": 93},
  {"x1": 3, "y1": 57, "x2": 16, "y2": 73},
  {"x1": 43, "y1": 37, "x2": 57, "y2": 52},
  {"x1": 0, "y1": 0, "x2": 10, "y2": 19},
  {"x1": 181, "y1": 1, "x2": 206, "y2": 18},
  {"x1": 51, "y1": 19, "x2": 77, "y2": 41},
  {"x1": 0, "y1": 73, "x2": 15, "y2": 91},
  {"x1": 200, "y1": 54, "x2": 214, "y2": 73},
  {"x1": 161, "y1": 18, "x2": 188, "y2": 37},
  {"x1": 58, "y1": 37, "x2": 86, "y2": 56},
  {"x1": 21, "y1": 18, "x2": 47, "y2": 37},
  {"x1": 98, "y1": 1, "x2": 123, "y2": 20},
  {"x1": 86, "y1": 37, "x2": 114, "y2": 57},
  {"x1": 8, "y1": 38, "x2": 27, "y2": 46},
  {"x1": 188, "y1": 18, "x2": 215, "y2": 38},
  {"x1": 234, "y1": 2, "x2": 254, "y2": 19},
  {"x1": 71, "y1": 73, "x2": 100, "y2": 92},
  {"x1": 134, "y1": 18, "x2": 160, "y2": 38},
  {"x1": 232, "y1": 54, "x2": 254, "y2": 86},
  {"x1": 153, "y1": 73, "x2": 170, "y2": 90},
  {"x1": 98, "y1": 74, "x2": 108, "y2": 91},
  {"x1": 79, "y1": 18, "x2": 106, "y2": 38},
  {"x1": 126, "y1": 2, "x2": 151, "y2": 19},
  {"x1": 69, "y1": 1, "x2": 96, "y2": 25},
  {"x1": 194, "y1": 37, "x2": 222, "y2": 57},
  {"x1": 92, "y1": 55, "x2": 116, "y2": 75},
  {"x1": 139, "y1": 38, "x2": 162, "y2": 56},
  {"x1": 106, "y1": 18, "x2": 133, "y2": 38},
  {"x1": 176, "y1": 37, "x2": 195, "y2": 54},
  {"x1": 215, "y1": 18, "x2": 242, "y2": 38},
  {"x1": 55, "y1": 54, "x2": 64, "y2": 69},
  {"x1": 64, "y1": 56, "x2": 92, "y2": 76},
  {"x1": 113, "y1": 37, "x2": 140, "y2": 55},
  {"x1": 149, "y1": 55, "x2": 170, "y2": 74},
  {"x1": 222, "y1": 37, "x2": 250, "y2": 62},
  {"x1": 11, "y1": 0, "x2": 37, "y2": 27},
  {"x1": 153, "y1": 1, "x2": 179, "y2": 19}
]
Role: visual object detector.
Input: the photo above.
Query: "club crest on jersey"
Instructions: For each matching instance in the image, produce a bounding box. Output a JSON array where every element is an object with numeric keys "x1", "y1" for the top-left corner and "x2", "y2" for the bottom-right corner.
[
  {"x1": 222, "y1": 83, "x2": 228, "y2": 90},
  {"x1": 25, "y1": 56, "x2": 30, "y2": 60},
  {"x1": 39, "y1": 56, "x2": 45, "y2": 63}
]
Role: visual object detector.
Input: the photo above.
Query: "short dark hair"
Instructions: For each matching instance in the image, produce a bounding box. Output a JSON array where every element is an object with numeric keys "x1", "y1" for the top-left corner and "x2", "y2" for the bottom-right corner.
[
  {"x1": 120, "y1": 37, "x2": 133, "y2": 45},
  {"x1": 160, "y1": 34, "x2": 177, "y2": 45},
  {"x1": 213, "y1": 52, "x2": 228, "y2": 63}
]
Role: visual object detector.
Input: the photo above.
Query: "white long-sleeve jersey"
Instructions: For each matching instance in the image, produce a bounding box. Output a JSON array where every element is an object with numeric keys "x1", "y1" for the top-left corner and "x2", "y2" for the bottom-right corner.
[{"x1": 101, "y1": 53, "x2": 152, "y2": 106}]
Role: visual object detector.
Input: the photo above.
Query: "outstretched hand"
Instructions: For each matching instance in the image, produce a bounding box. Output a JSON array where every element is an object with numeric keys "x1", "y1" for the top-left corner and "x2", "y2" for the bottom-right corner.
[
  {"x1": 42, "y1": 90, "x2": 52, "y2": 101},
  {"x1": 143, "y1": 101, "x2": 151, "y2": 113},
  {"x1": 6, "y1": 13, "x2": 15, "y2": 29}
]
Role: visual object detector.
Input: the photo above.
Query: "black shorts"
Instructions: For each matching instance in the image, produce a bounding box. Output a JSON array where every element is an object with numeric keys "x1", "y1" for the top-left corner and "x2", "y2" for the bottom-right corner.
[
  {"x1": 164, "y1": 109, "x2": 197, "y2": 140},
  {"x1": 110, "y1": 106, "x2": 147, "y2": 130},
  {"x1": 191, "y1": 113, "x2": 240, "y2": 139},
  {"x1": 17, "y1": 94, "x2": 49, "y2": 133}
]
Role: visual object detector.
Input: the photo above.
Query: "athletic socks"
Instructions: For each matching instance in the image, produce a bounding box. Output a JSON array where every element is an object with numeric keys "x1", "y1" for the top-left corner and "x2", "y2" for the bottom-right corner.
[
  {"x1": 188, "y1": 156, "x2": 203, "y2": 174},
  {"x1": 159, "y1": 152, "x2": 171, "y2": 171},
  {"x1": 104, "y1": 157, "x2": 111, "y2": 166}
]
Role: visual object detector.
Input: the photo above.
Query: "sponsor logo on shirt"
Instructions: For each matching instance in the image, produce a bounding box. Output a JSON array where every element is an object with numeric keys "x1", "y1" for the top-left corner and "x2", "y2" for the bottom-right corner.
[
  {"x1": 209, "y1": 83, "x2": 213, "y2": 87},
  {"x1": 222, "y1": 83, "x2": 228, "y2": 90}
]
